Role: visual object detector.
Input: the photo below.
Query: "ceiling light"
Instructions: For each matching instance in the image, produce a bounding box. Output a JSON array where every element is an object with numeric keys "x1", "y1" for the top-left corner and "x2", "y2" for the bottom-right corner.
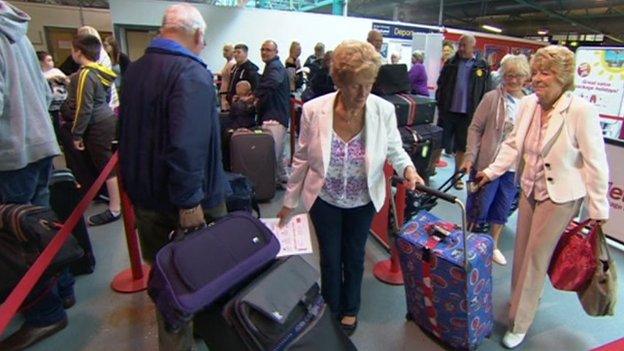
[
  {"x1": 482, "y1": 25, "x2": 502, "y2": 33},
  {"x1": 537, "y1": 29, "x2": 548, "y2": 35}
]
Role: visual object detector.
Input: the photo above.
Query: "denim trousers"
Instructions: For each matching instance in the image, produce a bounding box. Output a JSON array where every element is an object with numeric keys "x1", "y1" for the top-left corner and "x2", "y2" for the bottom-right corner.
[{"x1": 308, "y1": 198, "x2": 376, "y2": 317}]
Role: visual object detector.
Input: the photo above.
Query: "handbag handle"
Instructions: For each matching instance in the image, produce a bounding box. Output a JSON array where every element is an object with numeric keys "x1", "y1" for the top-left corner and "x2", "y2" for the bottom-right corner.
[{"x1": 568, "y1": 219, "x2": 602, "y2": 255}]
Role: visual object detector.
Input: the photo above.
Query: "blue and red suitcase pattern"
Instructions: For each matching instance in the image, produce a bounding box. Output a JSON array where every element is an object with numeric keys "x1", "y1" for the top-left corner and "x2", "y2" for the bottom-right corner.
[{"x1": 397, "y1": 210, "x2": 493, "y2": 350}]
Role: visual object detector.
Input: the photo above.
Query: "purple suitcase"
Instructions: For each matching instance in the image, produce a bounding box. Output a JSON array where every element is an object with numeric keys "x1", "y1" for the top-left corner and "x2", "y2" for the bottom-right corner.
[
  {"x1": 396, "y1": 186, "x2": 493, "y2": 350},
  {"x1": 148, "y1": 211, "x2": 280, "y2": 331}
]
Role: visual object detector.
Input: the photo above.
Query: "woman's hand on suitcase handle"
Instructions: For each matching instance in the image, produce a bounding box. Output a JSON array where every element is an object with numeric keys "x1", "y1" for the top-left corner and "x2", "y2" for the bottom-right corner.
[
  {"x1": 277, "y1": 206, "x2": 294, "y2": 228},
  {"x1": 403, "y1": 166, "x2": 425, "y2": 190},
  {"x1": 460, "y1": 160, "x2": 472, "y2": 174},
  {"x1": 179, "y1": 204, "x2": 206, "y2": 231},
  {"x1": 474, "y1": 171, "x2": 490, "y2": 188}
]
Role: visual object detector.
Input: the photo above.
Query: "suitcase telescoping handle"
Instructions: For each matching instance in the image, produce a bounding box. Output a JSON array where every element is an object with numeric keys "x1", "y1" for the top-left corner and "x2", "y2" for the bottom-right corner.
[{"x1": 393, "y1": 178, "x2": 469, "y2": 270}]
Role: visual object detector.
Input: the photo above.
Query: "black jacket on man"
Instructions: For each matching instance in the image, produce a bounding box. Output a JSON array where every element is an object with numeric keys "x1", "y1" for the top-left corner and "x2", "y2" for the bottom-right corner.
[
  {"x1": 255, "y1": 56, "x2": 290, "y2": 128},
  {"x1": 435, "y1": 53, "x2": 490, "y2": 117},
  {"x1": 228, "y1": 59, "x2": 259, "y2": 104},
  {"x1": 118, "y1": 38, "x2": 228, "y2": 213}
]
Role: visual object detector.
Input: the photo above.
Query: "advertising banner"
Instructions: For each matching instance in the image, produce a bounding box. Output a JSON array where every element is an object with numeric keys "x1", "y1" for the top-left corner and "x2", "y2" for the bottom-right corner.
[
  {"x1": 574, "y1": 47, "x2": 624, "y2": 139},
  {"x1": 603, "y1": 139, "x2": 624, "y2": 243}
]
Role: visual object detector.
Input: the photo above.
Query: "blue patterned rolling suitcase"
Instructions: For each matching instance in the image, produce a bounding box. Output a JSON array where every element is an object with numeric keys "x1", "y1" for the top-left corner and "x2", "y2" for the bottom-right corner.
[{"x1": 396, "y1": 186, "x2": 493, "y2": 350}]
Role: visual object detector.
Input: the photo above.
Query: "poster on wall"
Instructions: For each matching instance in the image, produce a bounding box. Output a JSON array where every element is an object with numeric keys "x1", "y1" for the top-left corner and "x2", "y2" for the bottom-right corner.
[
  {"x1": 574, "y1": 47, "x2": 624, "y2": 139},
  {"x1": 603, "y1": 140, "x2": 624, "y2": 244},
  {"x1": 484, "y1": 44, "x2": 509, "y2": 70}
]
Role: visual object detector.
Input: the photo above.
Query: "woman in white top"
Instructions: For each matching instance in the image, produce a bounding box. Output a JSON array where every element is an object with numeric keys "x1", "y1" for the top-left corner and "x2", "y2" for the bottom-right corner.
[
  {"x1": 277, "y1": 40, "x2": 424, "y2": 336},
  {"x1": 476, "y1": 46, "x2": 609, "y2": 349},
  {"x1": 462, "y1": 54, "x2": 530, "y2": 266}
]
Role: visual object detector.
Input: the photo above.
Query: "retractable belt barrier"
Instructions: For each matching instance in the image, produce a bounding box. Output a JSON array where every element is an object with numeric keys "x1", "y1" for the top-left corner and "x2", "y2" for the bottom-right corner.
[{"x1": 0, "y1": 151, "x2": 147, "y2": 336}]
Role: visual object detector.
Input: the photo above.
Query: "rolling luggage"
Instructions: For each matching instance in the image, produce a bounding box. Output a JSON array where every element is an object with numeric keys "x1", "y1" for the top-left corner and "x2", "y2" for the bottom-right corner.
[
  {"x1": 372, "y1": 64, "x2": 410, "y2": 95},
  {"x1": 412, "y1": 124, "x2": 443, "y2": 178},
  {"x1": 399, "y1": 126, "x2": 433, "y2": 182},
  {"x1": 230, "y1": 130, "x2": 276, "y2": 201},
  {"x1": 411, "y1": 95, "x2": 436, "y2": 125},
  {"x1": 148, "y1": 211, "x2": 280, "y2": 332},
  {"x1": 382, "y1": 94, "x2": 435, "y2": 127},
  {"x1": 49, "y1": 169, "x2": 96, "y2": 275},
  {"x1": 397, "y1": 186, "x2": 493, "y2": 350},
  {"x1": 194, "y1": 256, "x2": 357, "y2": 351}
]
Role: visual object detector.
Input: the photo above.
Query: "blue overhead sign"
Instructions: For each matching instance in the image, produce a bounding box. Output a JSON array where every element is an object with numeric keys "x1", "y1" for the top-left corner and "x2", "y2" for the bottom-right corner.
[{"x1": 372, "y1": 22, "x2": 436, "y2": 40}]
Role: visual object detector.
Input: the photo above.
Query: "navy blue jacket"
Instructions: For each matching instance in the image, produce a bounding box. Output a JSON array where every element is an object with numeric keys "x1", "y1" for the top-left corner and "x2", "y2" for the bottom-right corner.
[
  {"x1": 118, "y1": 38, "x2": 228, "y2": 213},
  {"x1": 255, "y1": 56, "x2": 290, "y2": 128}
]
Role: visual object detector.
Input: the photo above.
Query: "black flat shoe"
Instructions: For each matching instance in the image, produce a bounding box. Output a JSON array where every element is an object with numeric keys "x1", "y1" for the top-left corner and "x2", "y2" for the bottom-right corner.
[
  {"x1": 0, "y1": 318, "x2": 68, "y2": 351},
  {"x1": 340, "y1": 318, "x2": 358, "y2": 336}
]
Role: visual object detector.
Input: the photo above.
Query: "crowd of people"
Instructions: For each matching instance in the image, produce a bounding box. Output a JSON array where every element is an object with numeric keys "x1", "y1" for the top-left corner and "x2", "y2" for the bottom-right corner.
[{"x1": 0, "y1": 0, "x2": 610, "y2": 350}]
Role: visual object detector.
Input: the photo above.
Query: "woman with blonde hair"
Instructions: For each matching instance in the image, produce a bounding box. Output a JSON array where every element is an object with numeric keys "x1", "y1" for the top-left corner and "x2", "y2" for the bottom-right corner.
[
  {"x1": 476, "y1": 46, "x2": 609, "y2": 348},
  {"x1": 462, "y1": 54, "x2": 530, "y2": 266},
  {"x1": 285, "y1": 41, "x2": 303, "y2": 91},
  {"x1": 277, "y1": 40, "x2": 424, "y2": 335}
]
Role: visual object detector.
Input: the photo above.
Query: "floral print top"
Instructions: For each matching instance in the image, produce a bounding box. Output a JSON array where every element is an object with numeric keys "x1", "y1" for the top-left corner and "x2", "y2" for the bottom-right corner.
[{"x1": 318, "y1": 130, "x2": 371, "y2": 208}]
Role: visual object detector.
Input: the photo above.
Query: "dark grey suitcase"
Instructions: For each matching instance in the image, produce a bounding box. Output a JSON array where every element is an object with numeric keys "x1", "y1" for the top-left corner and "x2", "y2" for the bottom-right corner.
[
  {"x1": 49, "y1": 169, "x2": 95, "y2": 275},
  {"x1": 230, "y1": 131, "x2": 276, "y2": 201},
  {"x1": 194, "y1": 256, "x2": 357, "y2": 351}
]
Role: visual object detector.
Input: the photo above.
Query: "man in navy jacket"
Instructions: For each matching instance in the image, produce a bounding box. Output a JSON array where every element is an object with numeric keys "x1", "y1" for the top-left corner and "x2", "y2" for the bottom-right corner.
[
  {"x1": 118, "y1": 4, "x2": 228, "y2": 349},
  {"x1": 255, "y1": 40, "x2": 291, "y2": 184}
]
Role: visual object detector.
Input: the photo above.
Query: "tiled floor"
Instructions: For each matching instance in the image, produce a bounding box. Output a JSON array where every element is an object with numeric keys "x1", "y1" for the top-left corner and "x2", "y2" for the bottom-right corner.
[{"x1": 3, "y1": 155, "x2": 624, "y2": 351}]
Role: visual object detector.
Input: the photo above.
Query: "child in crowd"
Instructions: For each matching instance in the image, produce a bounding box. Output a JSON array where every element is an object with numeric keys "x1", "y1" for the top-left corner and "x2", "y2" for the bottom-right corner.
[
  {"x1": 228, "y1": 80, "x2": 257, "y2": 130},
  {"x1": 37, "y1": 50, "x2": 69, "y2": 140},
  {"x1": 67, "y1": 34, "x2": 121, "y2": 226}
]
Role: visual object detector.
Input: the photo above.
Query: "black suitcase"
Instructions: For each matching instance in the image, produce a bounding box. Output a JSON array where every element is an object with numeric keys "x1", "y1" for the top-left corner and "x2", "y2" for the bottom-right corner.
[
  {"x1": 399, "y1": 126, "x2": 433, "y2": 183},
  {"x1": 411, "y1": 95, "x2": 436, "y2": 125},
  {"x1": 230, "y1": 130, "x2": 276, "y2": 202},
  {"x1": 372, "y1": 64, "x2": 410, "y2": 95},
  {"x1": 194, "y1": 256, "x2": 357, "y2": 351},
  {"x1": 412, "y1": 124, "x2": 443, "y2": 177},
  {"x1": 49, "y1": 169, "x2": 96, "y2": 275},
  {"x1": 381, "y1": 94, "x2": 414, "y2": 127}
]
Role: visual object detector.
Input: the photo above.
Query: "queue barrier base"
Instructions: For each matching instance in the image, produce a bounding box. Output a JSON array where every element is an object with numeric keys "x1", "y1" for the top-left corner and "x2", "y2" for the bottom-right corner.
[{"x1": 111, "y1": 265, "x2": 151, "y2": 293}]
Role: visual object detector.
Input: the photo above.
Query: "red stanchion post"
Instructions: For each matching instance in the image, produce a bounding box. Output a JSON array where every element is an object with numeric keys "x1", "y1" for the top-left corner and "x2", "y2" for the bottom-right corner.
[
  {"x1": 373, "y1": 178, "x2": 407, "y2": 285},
  {"x1": 110, "y1": 177, "x2": 150, "y2": 293}
]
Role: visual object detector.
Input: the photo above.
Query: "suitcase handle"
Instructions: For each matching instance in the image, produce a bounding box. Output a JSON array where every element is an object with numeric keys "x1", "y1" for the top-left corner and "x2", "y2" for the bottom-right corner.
[{"x1": 392, "y1": 177, "x2": 469, "y2": 270}]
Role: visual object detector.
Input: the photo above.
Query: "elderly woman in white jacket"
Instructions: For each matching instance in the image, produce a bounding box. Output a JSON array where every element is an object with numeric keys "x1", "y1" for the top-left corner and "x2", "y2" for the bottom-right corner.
[
  {"x1": 277, "y1": 40, "x2": 424, "y2": 336},
  {"x1": 476, "y1": 45, "x2": 609, "y2": 348}
]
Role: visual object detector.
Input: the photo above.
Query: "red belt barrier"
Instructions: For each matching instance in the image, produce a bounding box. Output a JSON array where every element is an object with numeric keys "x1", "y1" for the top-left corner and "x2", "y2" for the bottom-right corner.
[{"x1": 0, "y1": 152, "x2": 119, "y2": 335}]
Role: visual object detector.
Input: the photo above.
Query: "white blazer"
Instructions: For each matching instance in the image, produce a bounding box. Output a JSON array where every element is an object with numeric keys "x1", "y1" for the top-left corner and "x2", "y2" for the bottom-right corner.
[
  {"x1": 483, "y1": 92, "x2": 609, "y2": 220},
  {"x1": 283, "y1": 92, "x2": 413, "y2": 212}
]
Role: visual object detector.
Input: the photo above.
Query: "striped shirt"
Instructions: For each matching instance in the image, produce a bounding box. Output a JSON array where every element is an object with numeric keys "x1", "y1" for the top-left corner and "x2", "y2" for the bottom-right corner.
[{"x1": 521, "y1": 106, "x2": 550, "y2": 201}]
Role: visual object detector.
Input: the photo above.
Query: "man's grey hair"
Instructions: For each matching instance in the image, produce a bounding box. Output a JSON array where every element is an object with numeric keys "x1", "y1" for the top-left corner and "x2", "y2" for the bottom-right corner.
[
  {"x1": 161, "y1": 3, "x2": 206, "y2": 34},
  {"x1": 459, "y1": 34, "x2": 476, "y2": 45}
]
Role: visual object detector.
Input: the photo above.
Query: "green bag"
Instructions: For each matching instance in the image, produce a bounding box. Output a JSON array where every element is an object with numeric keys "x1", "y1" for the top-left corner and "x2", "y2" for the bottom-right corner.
[{"x1": 576, "y1": 226, "x2": 617, "y2": 316}]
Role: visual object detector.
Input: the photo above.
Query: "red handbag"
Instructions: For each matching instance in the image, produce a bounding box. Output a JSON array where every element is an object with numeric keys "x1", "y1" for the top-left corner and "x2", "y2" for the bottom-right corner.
[{"x1": 548, "y1": 220, "x2": 598, "y2": 292}]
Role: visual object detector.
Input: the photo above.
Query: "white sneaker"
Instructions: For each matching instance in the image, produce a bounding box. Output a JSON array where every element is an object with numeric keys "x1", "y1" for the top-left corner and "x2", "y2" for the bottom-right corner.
[
  {"x1": 493, "y1": 249, "x2": 507, "y2": 266},
  {"x1": 502, "y1": 330, "x2": 526, "y2": 349}
]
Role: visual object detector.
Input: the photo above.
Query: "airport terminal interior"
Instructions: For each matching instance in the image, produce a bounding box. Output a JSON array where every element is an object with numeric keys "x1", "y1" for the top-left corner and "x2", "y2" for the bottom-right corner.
[{"x1": 1, "y1": 0, "x2": 624, "y2": 350}]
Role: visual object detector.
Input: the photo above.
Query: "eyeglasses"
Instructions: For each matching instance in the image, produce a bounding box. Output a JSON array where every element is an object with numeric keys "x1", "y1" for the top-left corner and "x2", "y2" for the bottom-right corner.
[{"x1": 260, "y1": 48, "x2": 275, "y2": 52}]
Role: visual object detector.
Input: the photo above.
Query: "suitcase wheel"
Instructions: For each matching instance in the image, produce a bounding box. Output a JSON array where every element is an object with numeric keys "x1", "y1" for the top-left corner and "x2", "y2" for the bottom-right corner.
[{"x1": 405, "y1": 312, "x2": 413, "y2": 321}]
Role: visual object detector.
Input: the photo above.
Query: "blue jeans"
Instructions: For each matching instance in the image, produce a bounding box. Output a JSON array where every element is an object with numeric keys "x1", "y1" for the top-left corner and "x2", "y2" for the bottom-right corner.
[
  {"x1": 0, "y1": 157, "x2": 69, "y2": 326},
  {"x1": 308, "y1": 198, "x2": 376, "y2": 317}
]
